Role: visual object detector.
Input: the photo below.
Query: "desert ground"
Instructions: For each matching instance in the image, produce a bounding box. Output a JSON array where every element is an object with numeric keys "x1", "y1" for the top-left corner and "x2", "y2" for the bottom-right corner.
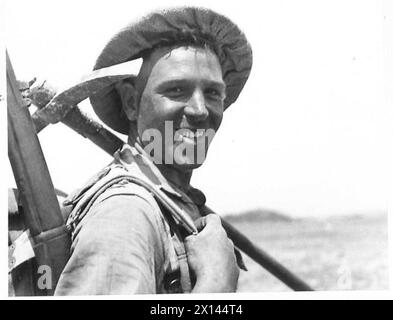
[{"x1": 224, "y1": 211, "x2": 389, "y2": 292}]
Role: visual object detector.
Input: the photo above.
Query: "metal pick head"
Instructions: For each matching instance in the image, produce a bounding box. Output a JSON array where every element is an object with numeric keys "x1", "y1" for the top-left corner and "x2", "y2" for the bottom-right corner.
[
  {"x1": 35, "y1": 59, "x2": 143, "y2": 124},
  {"x1": 52, "y1": 58, "x2": 143, "y2": 107}
]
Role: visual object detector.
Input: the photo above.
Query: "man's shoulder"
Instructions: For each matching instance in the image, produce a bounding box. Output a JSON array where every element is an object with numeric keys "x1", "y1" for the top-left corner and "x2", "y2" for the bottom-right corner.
[
  {"x1": 65, "y1": 162, "x2": 162, "y2": 233},
  {"x1": 66, "y1": 162, "x2": 155, "y2": 205},
  {"x1": 93, "y1": 176, "x2": 158, "y2": 211}
]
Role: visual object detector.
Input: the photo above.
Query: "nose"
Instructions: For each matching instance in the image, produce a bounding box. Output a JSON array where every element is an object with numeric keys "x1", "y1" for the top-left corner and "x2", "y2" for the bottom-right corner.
[{"x1": 184, "y1": 89, "x2": 209, "y2": 123}]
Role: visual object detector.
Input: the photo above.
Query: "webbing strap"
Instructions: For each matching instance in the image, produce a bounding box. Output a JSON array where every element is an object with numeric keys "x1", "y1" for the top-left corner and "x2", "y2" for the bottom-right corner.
[{"x1": 172, "y1": 237, "x2": 192, "y2": 293}]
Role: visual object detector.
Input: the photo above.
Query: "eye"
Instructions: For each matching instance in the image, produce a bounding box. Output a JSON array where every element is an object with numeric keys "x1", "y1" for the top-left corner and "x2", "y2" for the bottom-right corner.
[
  {"x1": 170, "y1": 87, "x2": 183, "y2": 93},
  {"x1": 164, "y1": 86, "x2": 186, "y2": 98},
  {"x1": 205, "y1": 88, "x2": 223, "y2": 100}
]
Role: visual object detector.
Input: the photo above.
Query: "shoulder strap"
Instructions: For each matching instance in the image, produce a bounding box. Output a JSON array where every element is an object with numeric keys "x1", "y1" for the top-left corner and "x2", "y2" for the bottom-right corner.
[
  {"x1": 172, "y1": 238, "x2": 192, "y2": 293},
  {"x1": 158, "y1": 202, "x2": 194, "y2": 293}
]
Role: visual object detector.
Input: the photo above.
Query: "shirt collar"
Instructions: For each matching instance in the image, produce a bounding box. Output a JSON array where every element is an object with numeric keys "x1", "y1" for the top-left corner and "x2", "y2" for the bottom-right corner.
[
  {"x1": 113, "y1": 143, "x2": 206, "y2": 207},
  {"x1": 114, "y1": 143, "x2": 183, "y2": 198}
]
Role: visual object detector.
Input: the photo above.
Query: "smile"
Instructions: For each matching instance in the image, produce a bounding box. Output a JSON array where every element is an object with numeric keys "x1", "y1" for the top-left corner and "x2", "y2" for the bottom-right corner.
[{"x1": 177, "y1": 129, "x2": 204, "y2": 140}]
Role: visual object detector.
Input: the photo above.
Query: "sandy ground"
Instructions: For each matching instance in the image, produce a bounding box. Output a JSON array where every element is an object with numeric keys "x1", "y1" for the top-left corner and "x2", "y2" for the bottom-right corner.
[{"x1": 226, "y1": 213, "x2": 389, "y2": 292}]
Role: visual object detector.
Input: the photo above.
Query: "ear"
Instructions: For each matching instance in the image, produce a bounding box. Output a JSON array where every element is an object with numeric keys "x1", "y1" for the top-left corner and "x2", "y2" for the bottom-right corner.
[{"x1": 115, "y1": 80, "x2": 138, "y2": 121}]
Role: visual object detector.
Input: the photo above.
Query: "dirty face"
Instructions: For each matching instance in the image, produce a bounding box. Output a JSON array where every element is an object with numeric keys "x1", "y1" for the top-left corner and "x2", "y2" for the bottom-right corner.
[{"x1": 137, "y1": 46, "x2": 225, "y2": 171}]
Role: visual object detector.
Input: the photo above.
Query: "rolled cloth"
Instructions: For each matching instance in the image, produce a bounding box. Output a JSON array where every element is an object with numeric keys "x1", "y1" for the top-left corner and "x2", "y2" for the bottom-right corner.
[{"x1": 89, "y1": 6, "x2": 253, "y2": 135}]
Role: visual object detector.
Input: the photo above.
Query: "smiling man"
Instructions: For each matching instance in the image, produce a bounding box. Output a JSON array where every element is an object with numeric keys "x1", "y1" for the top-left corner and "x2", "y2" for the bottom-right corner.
[
  {"x1": 55, "y1": 7, "x2": 252, "y2": 295},
  {"x1": 121, "y1": 45, "x2": 224, "y2": 182}
]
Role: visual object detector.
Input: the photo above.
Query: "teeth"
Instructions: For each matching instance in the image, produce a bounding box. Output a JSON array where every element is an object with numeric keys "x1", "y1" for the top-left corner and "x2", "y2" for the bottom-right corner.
[
  {"x1": 184, "y1": 131, "x2": 194, "y2": 139},
  {"x1": 179, "y1": 130, "x2": 204, "y2": 139}
]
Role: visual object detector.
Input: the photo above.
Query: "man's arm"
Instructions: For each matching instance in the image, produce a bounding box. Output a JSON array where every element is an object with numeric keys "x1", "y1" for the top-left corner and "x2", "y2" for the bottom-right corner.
[{"x1": 55, "y1": 194, "x2": 166, "y2": 295}]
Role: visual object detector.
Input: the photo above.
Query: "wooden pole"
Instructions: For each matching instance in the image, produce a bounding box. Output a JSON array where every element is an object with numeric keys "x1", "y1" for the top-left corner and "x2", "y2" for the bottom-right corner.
[{"x1": 7, "y1": 52, "x2": 70, "y2": 295}]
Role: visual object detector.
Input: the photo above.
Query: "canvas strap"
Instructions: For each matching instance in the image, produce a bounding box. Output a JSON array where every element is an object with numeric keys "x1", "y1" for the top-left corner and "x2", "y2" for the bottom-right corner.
[{"x1": 172, "y1": 236, "x2": 192, "y2": 293}]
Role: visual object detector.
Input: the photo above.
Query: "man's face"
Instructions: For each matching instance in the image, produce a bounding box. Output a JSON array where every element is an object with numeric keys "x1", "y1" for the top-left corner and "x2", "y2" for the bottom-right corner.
[{"x1": 137, "y1": 46, "x2": 225, "y2": 171}]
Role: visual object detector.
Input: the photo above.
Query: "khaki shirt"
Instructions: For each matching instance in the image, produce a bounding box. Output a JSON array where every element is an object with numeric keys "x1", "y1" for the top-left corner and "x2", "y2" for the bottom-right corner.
[{"x1": 55, "y1": 144, "x2": 206, "y2": 295}]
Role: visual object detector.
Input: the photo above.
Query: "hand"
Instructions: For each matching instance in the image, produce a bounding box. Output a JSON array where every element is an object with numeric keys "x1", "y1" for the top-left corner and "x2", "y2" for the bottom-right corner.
[{"x1": 185, "y1": 214, "x2": 239, "y2": 293}]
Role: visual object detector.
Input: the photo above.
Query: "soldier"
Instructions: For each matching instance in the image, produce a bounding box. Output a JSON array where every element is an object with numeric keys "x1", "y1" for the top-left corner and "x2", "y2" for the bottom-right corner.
[{"x1": 55, "y1": 7, "x2": 252, "y2": 295}]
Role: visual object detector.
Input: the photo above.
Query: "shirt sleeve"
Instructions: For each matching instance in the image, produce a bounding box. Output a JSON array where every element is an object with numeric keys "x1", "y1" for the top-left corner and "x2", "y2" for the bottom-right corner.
[{"x1": 54, "y1": 193, "x2": 167, "y2": 295}]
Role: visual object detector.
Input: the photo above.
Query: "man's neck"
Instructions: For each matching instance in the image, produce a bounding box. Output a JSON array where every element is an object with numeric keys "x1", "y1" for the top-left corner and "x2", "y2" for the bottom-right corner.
[
  {"x1": 156, "y1": 164, "x2": 192, "y2": 192},
  {"x1": 127, "y1": 130, "x2": 192, "y2": 192}
]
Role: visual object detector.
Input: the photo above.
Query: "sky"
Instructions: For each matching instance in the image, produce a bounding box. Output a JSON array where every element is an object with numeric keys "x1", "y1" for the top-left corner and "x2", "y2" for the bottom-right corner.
[{"x1": 3, "y1": 0, "x2": 392, "y2": 217}]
